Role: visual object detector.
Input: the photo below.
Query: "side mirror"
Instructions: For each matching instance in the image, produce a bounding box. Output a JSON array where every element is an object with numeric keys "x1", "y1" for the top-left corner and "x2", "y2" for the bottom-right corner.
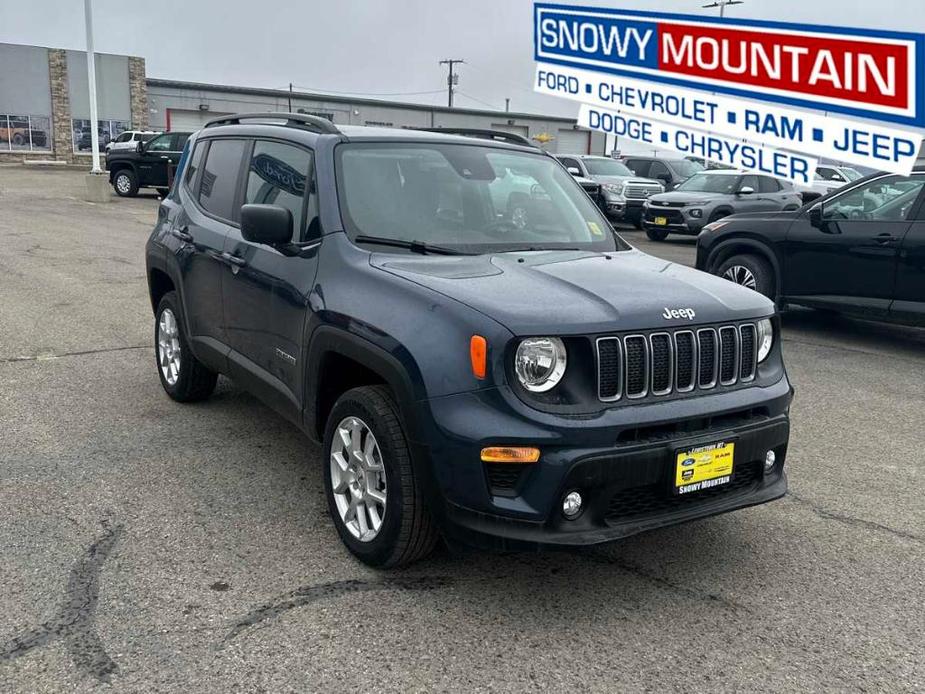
[
  {"x1": 136, "y1": 140, "x2": 145, "y2": 153},
  {"x1": 566, "y1": 167, "x2": 581, "y2": 176},
  {"x1": 809, "y1": 203, "x2": 824, "y2": 229},
  {"x1": 241, "y1": 204, "x2": 292, "y2": 246},
  {"x1": 738, "y1": 186, "x2": 755, "y2": 195}
]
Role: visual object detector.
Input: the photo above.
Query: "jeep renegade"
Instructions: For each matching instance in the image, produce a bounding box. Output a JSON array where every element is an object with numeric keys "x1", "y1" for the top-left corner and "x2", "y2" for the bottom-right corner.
[{"x1": 145, "y1": 113, "x2": 791, "y2": 568}]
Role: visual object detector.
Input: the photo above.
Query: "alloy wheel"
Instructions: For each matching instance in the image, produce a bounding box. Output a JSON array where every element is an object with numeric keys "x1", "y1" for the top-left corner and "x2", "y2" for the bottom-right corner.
[
  {"x1": 157, "y1": 308, "x2": 181, "y2": 386},
  {"x1": 723, "y1": 265, "x2": 757, "y2": 291},
  {"x1": 329, "y1": 416, "x2": 387, "y2": 542},
  {"x1": 116, "y1": 174, "x2": 131, "y2": 194}
]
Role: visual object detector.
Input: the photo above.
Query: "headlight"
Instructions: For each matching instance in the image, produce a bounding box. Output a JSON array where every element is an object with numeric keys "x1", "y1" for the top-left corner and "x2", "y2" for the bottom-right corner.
[
  {"x1": 601, "y1": 183, "x2": 624, "y2": 198},
  {"x1": 515, "y1": 337, "x2": 567, "y2": 392},
  {"x1": 757, "y1": 318, "x2": 773, "y2": 362},
  {"x1": 701, "y1": 220, "x2": 731, "y2": 234}
]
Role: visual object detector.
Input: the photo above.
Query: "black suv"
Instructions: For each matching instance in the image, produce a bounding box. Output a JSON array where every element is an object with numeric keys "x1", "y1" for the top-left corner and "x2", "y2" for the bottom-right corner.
[
  {"x1": 697, "y1": 169, "x2": 925, "y2": 325},
  {"x1": 145, "y1": 113, "x2": 792, "y2": 567},
  {"x1": 108, "y1": 131, "x2": 192, "y2": 197}
]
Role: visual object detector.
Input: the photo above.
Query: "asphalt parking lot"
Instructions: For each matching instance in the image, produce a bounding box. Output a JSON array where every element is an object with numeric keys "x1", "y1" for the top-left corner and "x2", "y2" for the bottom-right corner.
[{"x1": 1, "y1": 166, "x2": 923, "y2": 693}]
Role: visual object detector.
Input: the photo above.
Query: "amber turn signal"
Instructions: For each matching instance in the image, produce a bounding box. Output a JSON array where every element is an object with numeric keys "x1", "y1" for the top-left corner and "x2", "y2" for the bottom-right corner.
[
  {"x1": 480, "y1": 447, "x2": 541, "y2": 464},
  {"x1": 470, "y1": 335, "x2": 487, "y2": 379}
]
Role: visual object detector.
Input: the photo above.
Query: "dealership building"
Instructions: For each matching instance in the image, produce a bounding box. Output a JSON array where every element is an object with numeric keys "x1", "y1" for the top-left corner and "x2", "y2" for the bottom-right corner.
[{"x1": 0, "y1": 42, "x2": 604, "y2": 164}]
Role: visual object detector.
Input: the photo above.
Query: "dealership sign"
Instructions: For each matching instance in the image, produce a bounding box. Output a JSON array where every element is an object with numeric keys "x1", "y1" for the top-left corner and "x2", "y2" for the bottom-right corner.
[{"x1": 534, "y1": 4, "x2": 925, "y2": 127}]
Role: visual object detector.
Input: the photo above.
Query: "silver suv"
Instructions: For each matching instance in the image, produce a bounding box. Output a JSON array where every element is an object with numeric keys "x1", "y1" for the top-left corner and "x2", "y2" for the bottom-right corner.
[
  {"x1": 642, "y1": 170, "x2": 803, "y2": 241},
  {"x1": 556, "y1": 154, "x2": 663, "y2": 227}
]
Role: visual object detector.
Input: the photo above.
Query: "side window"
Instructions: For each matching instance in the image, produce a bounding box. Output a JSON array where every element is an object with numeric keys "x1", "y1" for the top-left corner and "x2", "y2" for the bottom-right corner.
[
  {"x1": 199, "y1": 139, "x2": 247, "y2": 222},
  {"x1": 823, "y1": 176, "x2": 925, "y2": 222},
  {"x1": 559, "y1": 157, "x2": 581, "y2": 172},
  {"x1": 648, "y1": 161, "x2": 670, "y2": 180},
  {"x1": 758, "y1": 176, "x2": 781, "y2": 193},
  {"x1": 817, "y1": 167, "x2": 841, "y2": 182},
  {"x1": 625, "y1": 159, "x2": 650, "y2": 177},
  {"x1": 184, "y1": 140, "x2": 207, "y2": 191},
  {"x1": 173, "y1": 133, "x2": 190, "y2": 152},
  {"x1": 115, "y1": 132, "x2": 131, "y2": 143},
  {"x1": 739, "y1": 175, "x2": 759, "y2": 192},
  {"x1": 244, "y1": 140, "x2": 314, "y2": 242},
  {"x1": 146, "y1": 134, "x2": 172, "y2": 152}
]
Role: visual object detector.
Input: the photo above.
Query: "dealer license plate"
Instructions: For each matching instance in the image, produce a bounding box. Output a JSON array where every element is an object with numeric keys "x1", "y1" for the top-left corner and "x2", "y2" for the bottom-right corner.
[
  {"x1": 654, "y1": 216, "x2": 668, "y2": 225},
  {"x1": 674, "y1": 441, "x2": 735, "y2": 494}
]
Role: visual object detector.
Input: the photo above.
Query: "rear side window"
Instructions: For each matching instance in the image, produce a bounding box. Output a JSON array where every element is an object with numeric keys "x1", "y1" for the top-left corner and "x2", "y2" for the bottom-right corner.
[
  {"x1": 174, "y1": 133, "x2": 190, "y2": 151},
  {"x1": 184, "y1": 140, "x2": 206, "y2": 190},
  {"x1": 244, "y1": 140, "x2": 314, "y2": 242},
  {"x1": 199, "y1": 139, "x2": 247, "y2": 222},
  {"x1": 758, "y1": 176, "x2": 781, "y2": 193},
  {"x1": 625, "y1": 159, "x2": 650, "y2": 177},
  {"x1": 739, "y1": 175, "x2": 760, "y2": 192}
]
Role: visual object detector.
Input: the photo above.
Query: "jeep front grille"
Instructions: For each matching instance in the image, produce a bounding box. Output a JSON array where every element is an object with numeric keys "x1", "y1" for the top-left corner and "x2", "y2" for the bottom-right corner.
[{"x1": 596, "y1": 324, "x2": 758, "y2": 402}]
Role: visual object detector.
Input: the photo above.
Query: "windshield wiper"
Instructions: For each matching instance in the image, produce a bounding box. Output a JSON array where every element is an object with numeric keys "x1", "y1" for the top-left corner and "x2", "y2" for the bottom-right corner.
[
  {"x1": 496, "y1": 246, "x2": 583, "y2": 253},
  {"x1": 354, "y1": 235, "x2": 471, "y2": 256}
]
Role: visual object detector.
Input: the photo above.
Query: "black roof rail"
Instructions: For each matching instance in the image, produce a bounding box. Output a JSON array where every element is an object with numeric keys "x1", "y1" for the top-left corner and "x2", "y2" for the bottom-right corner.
[
  {"x1": 415, "y1": 127, "x2": 537, "y2": 148},
  {"x1": 202, "y1": 112, "x2": 341, "y2": 135}
]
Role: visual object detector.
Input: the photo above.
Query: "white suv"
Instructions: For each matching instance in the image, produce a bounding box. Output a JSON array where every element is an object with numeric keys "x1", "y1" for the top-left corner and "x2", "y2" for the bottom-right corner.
[{"x1": 105, "y1": 130, "x2": 160, "y2": 154}]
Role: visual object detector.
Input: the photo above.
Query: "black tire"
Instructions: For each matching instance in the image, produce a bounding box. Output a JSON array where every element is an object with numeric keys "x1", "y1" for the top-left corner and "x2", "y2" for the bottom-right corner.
[
  {"x1": 707, "y1": 209, "x2": 730, "y2": 224},
  {"x1": 112, "y1": 169, "x2": 138, "y2": 197},
  {"x1": 646, "y1": 227, "x2": 669, "y2": 241},
  {"x1": 12, "y1": 133, "x2": 24, "y2": 146},
  {"x1": 154, "y1": 291, "x2": 217, "y2": 402},
  {"x1": 632, "y1": 216, "x2": 643, "y2": 229},
  {"x1": 715, "y1": 253, "x2": 776, "y2": 299},
  {"x1": 323, "y1": 385, "x2": 438, "y2": 568}
]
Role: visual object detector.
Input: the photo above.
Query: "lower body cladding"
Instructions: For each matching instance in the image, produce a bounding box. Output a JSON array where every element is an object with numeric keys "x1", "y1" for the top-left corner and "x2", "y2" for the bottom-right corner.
[{"x1": 411, "y1": 377, "x2": 791, "y2": 550}]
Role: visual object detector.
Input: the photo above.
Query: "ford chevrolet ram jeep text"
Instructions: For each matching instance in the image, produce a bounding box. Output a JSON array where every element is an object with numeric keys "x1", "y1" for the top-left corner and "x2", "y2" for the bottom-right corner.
[{"x1": 145, "y1": 113, "x2": 791, "y2": 567}]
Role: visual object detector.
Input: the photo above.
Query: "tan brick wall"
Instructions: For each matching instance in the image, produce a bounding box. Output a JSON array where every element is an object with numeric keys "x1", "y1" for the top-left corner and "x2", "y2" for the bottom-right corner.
[
  {"x1": 128, "y1": 57, "x2": 148, "y2": 131},
  {"x1": 47, "y1": 48, "x2": 75, "y2": 163}
]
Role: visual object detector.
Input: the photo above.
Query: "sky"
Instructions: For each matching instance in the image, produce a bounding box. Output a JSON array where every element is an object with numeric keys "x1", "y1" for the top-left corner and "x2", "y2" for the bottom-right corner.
[{"x1": 2, "y1": 0, "x2": 923, "y2": 122}]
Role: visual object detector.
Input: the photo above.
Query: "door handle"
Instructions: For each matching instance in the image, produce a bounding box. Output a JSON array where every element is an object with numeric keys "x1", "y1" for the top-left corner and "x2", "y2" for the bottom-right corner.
[
  {"x1": 873, "y1": 233, "x2": 897, "y2": 245},
  {"x1": 170, "y1": 226, "x2": 193, "y2": 243},
  {"x1": 221, "y1": 251, "x2": 247, "y2": 267}
]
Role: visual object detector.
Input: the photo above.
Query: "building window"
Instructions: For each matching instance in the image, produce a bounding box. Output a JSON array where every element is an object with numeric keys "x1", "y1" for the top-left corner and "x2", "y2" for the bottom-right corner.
[
  {"x1": 71, "y1": 119, "x2": 131, "y2": 153},
  {"x1": 0, "y1": 114, "x2": 51, "y2": 152}
]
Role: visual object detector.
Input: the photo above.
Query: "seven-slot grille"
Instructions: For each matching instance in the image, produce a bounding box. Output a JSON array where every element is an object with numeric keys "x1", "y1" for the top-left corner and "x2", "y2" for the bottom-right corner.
[{"x1": 596, "y1": 324, "x2": 758, "y2": 402}]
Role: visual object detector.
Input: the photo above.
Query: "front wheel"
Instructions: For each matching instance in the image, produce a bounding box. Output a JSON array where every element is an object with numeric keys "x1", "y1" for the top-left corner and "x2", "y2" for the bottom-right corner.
[
  {"x1": 715, "y1": 253, "x2": 775, "y2": 299},
  {"x1": 112, "y1": 169, "x2": 138, "y2": 197},
  {"x1": 646, "y1": 227, "x2": 669, "y2": 241},
  {"x1": 323, "y1": 386, "x2": 438, "y2": 568}
]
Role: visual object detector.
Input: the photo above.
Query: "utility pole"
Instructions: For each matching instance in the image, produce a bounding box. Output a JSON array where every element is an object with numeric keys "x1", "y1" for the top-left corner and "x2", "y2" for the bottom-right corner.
[
  {"x1": 702, "y1": 0, "x2": 743, "y2": 16},
  {"x1": 288, "y1": 83, "x2": 293, "y2": 112},
  {"x1": 505, "y1": 98, "x2": 510, "y2": 113},
  {"x1": 84, "y1": 0, "x2": 101, "y2": 173},
  {"x1": 439, "y1": 59, "x2": 464, "y2": 108}
]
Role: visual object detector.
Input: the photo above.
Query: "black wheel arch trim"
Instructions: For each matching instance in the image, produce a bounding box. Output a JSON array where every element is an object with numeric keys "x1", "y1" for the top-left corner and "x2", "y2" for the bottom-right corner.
[{"x1": 108, "y1": 161, "x2": 137, "y2": 181}]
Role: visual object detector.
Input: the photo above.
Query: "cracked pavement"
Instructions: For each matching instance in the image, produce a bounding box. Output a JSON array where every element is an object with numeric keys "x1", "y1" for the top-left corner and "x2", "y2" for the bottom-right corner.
[{"x1": 0, "y1": 166, "x2": 923, "y2": 692}]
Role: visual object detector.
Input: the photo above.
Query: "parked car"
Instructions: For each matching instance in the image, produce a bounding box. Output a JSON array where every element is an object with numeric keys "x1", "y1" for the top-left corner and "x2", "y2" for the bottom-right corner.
[
  {"x1": 555, "y1": 154, "x2": 663, "y2": 226},
  {"x1": 621, "y1": 156, "x2": 705, "y2": 191},
  {"x1": 146, "y1": 113, "x2": 790, "y2": 567},
  {"x1": 696, "y1": 169, "x2": 925, "y2": 326},
  {"x1": 0, "y1": 119, "x2": 47, "y2": 148},
  {"x1": 642, "y1": 170, "x2": 802, "y2": 241},
  {"x1": 796, "y1": 165, "x2": 865, "y2": 203},
  {"x1": 107, "y1": 131, "x2": 192, "y2": 196},
  {"x1": 77, "y1": 128, "x2": 111, "y2": 151},
  {"x1": 106, "y1": 130, "x2": 160, "y2": 153}
]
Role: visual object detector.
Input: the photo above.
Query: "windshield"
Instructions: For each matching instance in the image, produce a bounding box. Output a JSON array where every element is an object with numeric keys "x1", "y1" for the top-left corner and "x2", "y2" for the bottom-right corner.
[
  {"x1": 672, "y1": 159, "x2": 705, "y2": 178},
  {"x1": 336, "y1": 143, "x2": 626, "y2": 254},
  {"x1": 675, "y1": 173, "x2": 739, "y2": 194},
  {"x1": 584, "y1": 158, "x2": 633, "y2": 177}
]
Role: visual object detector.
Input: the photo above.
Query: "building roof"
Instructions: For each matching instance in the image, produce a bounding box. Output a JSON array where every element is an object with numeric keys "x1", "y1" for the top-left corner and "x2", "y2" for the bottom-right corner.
[{"x1": 146, "y1": 78, "x2": 579, "y2": 124}]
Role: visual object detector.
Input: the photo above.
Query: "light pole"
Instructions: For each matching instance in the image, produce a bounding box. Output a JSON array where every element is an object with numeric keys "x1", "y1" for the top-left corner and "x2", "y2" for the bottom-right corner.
[
  {"x1": 702, "y1": 0, "x2": 744, "y2": 17},
  {"x1": 84, "y1": 0, "x2": 102, "y2": 173}
]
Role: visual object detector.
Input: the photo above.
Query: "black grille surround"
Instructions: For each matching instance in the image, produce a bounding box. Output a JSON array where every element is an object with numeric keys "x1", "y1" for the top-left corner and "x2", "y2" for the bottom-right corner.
[{"x1": 596, "y1": 322, "x2": 759, "y2": 404}]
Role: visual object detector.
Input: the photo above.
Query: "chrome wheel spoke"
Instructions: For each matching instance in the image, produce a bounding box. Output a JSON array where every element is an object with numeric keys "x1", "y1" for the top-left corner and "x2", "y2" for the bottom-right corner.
[
  {"x1": 329, "y1": 415, "x2": 387, "y2": 543},
  {"x1": 157, "y1": 308, "x2": 182, "y2": 386}
]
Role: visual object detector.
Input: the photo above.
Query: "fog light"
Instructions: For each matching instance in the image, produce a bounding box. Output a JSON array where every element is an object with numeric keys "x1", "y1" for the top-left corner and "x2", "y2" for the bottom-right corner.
[
  {"x1": 562, "y1": 491, "x2": 583, "y2": 519},
  {"x1": 764, "y1": 450, "x2": 777, "y2": 471}
]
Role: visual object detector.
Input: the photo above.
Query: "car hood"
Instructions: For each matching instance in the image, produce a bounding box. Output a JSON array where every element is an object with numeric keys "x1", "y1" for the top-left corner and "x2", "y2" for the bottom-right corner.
[
  {"x1": 372, "y1": 249, "x2": 773, "y2": 335},
  {"x1": 648, "y1": 190, "x2": 722, "y2": 205}
]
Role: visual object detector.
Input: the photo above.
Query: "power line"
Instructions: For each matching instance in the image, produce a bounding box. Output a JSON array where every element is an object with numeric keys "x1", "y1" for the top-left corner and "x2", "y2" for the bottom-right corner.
[
  {"x1": 455, "y1": 91, "x2": 502, "y2": 111},
  {"x1": 439, "y1": 58, "x2": 465, "y2": 108}
]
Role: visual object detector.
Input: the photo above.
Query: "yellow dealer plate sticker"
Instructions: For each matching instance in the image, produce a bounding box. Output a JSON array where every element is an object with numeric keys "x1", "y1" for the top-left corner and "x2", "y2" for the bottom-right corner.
[
  {"x1": 655, "y1": 216, "x2": 668, "y2": 226},
  {"x1": 675, "y1": 441, "x2": 735, "y2": 494}
]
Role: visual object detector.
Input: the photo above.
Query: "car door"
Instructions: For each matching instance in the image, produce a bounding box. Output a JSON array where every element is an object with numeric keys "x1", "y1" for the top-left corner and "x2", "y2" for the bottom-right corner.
[
  {"x1": 221, "y1": 138, "x2": 320, "y2": 424},
  {"x1": 624, "y1": 158, "x2": 651, "y2": 178},
  {"x1": 890, "y1": 174, "x2": 925, "y2": 323},
  {"x1": 756, "y1": 176, "x2": 792, "y2": 211},
  {"x1": 648, "y1": 160, "x2": 673, "y2": 189},
  {"x1": 138, "y1": 133, "x2": 174, "y2": 186},
  {"x1": 173, "y1": 137, "x2": 249, "y2": 369},
  {"x1": 734, "y1": 175, "x2": 766, "y2": 213},
  {"x1": 783, "y1": 174, "x2": 925, "y2": 311}
]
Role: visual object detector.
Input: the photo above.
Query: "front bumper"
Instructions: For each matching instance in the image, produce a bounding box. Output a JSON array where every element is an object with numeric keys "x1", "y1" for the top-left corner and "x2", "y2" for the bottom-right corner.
[
  {"x1": 414, "y1": 376, "x2": 792, "y2": 550},
  {"x1": 641, "y1": 207, "x2": 706, "y2": 235}
]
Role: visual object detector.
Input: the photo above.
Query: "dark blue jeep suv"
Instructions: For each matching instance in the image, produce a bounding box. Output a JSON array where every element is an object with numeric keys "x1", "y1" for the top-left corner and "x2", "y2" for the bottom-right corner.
[{"x1": 145, "y1": 114, "x2": 791, "y2": 567}]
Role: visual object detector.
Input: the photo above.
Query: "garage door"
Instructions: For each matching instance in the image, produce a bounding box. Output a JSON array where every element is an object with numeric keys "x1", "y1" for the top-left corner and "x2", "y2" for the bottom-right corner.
[
  {"x1": 555, "y1": 128, "x2": 591, "y2": 155},
  {"x1": 166, "y1": 109, "x2": 231, "y2": 132}
]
